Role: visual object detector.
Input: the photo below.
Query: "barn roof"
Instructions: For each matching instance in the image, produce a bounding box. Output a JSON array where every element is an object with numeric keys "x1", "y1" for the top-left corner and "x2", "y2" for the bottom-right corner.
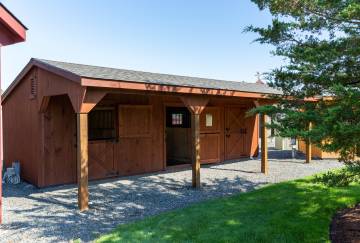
[
  {"x1": 0, "y1": 3, "x2": 28, "y2": 30},
  {"x1": 3, "y1": 58, "x2": 282, "y2": 101},
  {"x1": 0, "y1": 3, "x2": 27, "y2": 46}
]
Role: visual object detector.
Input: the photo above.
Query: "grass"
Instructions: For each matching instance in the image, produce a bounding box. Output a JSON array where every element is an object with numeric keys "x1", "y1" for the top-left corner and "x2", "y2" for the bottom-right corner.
[{"x1": 96, "y1": 169, "x2": 360, "y2": 243}]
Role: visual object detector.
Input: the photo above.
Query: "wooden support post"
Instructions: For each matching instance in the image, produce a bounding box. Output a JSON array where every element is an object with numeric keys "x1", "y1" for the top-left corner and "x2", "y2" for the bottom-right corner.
[
  {"x1": 261, "y1": 113, "x2": 268, "y2": 174},
  {"x1": 181, "y1": 96, "x2": 208, "y2": 189},
  {"x1": 191, "y1": 113, "x2": 201, "y2": 188},
  {"x1": 77, "y1": 113, "x2": 89, "y2": 211},
  {"x1": 305, "y1": 122, "x2": 312, "y2": 164}
]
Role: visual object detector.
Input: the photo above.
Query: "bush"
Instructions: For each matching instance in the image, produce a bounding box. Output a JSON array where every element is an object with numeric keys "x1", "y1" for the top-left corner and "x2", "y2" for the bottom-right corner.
[{"x1": 313, "y1": 164, "x2": 360, "y2": 187}]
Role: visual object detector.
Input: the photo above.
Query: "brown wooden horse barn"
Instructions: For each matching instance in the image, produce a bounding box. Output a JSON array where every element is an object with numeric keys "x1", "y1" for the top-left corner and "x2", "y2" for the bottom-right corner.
[{"x1": 2, "y1": 58, "x2": 281, "y2": 210}]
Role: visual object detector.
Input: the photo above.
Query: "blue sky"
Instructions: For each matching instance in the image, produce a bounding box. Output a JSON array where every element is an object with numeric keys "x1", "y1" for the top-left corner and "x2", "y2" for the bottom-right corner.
[{"x1": 1, "y1": 0, "x2": 282, "y2": 89}]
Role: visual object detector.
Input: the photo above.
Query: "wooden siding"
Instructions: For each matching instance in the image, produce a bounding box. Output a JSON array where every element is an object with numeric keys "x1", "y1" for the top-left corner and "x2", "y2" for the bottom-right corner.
[
  {"x1": 3, "y1": 69, "x2": 260, "y2": 187},
  {"x1": 3, "y1": 68, "x2": 41, "y2": 185},
  {"x1": 88, "y1": 141, "x2": 116, "y2": 180},
  {"x1": 298, "y1": 140, "x2": 338, "y2": 159},
  {"x1": 43, "y1": 95, "x2": 76, "y2": 186},
  {"x1": 200, "y1": 107, "x2": 221, "y2": 163}
]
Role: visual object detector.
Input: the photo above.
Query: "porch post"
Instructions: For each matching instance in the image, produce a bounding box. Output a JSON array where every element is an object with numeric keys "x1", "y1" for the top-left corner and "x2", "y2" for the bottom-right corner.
[
  {"x1": 181, "y1": 96, "x2": 208, "y2": 189},
  {"x1": 261, "y1": 113, "x2": 268, "y2": 174},
  {"x1": 77, "y1": 113, "x2": 89, "y2": 211},
  {"x1": 305, "y1": 122, "x2": 312, "y2": 163},
  {"x1": 191, "y1": 113, "x2": 201, "y2": 188}
]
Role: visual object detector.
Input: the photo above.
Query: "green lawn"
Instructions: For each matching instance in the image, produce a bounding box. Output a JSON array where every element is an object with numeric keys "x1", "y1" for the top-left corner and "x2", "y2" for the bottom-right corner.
[{"x1": 96, "y1": 171, "x2": 360, "y2": 243}]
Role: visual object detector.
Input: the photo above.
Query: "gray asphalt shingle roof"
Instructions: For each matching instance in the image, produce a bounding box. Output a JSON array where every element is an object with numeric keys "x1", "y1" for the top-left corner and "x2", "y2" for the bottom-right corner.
[{"x1": 35, "y1": 58, "x2": 282, "y2": 95}]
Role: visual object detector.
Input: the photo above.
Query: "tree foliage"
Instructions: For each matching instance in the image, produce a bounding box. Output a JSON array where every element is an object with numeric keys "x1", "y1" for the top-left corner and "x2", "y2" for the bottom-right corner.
[{"x1": 247, "y1": 0, "x2": 360, "y2": 163}]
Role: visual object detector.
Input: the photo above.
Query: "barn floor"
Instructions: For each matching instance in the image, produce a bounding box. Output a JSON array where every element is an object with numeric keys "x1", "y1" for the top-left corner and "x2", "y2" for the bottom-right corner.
[{"x1": 1, "y1": 151, "x2": 343, "y2": 242}]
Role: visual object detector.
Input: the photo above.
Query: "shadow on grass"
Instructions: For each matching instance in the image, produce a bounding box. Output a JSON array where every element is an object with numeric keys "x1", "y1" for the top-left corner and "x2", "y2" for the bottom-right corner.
[{"x1": 97, "y1": 178, "x2": 360, "y2": 243}]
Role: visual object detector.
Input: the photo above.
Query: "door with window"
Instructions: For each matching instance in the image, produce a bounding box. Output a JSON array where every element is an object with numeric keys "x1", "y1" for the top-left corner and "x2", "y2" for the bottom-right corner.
[
  {"x1": 225, "y1": 107, "x2": 247, "y2": 159},
  {"x1": 200, "y1": 107, "x2": 221, "y2": 163},
  {"x1": 165, "y1": 107, "x2": 192, "y2": 166},
  {"x1": 88, "y1": 107, "x2": 117, "y2": 180}
]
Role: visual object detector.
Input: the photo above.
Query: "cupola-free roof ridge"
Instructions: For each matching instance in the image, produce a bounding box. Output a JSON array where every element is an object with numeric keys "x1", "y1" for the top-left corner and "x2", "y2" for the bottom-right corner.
[{"x1": 2, "y1": 58, "x2": 282, "y2": 101}]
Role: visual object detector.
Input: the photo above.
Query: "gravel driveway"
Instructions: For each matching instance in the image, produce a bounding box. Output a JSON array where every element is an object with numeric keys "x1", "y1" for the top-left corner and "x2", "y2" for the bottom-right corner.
[{"x1": 0, "y1": 152, "x2": 343, "y2": 242}]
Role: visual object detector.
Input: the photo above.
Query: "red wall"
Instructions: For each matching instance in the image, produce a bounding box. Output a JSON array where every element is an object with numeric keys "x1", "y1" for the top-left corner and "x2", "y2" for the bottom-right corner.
[
  {"x1": 3, "y1": 68, "x2": 259, "y2": 187},
  {"x1": 3, "y1": 68, "x2": 42, "y2": 185}
]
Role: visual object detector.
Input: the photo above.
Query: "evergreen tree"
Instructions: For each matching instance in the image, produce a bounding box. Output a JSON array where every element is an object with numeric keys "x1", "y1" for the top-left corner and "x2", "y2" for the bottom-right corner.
[{"x1": 247, "y1": 0, "x2": 360, "y2": 163}]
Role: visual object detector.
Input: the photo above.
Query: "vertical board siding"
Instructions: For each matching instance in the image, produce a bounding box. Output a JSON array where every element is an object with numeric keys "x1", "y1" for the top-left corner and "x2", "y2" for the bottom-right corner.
[
  {"x1": 3, "y1": 68, "x2": 41, "y2": 185},
  {"x1": 3, "y1": 77, "x2": 260, "y2": 187},
  {"x1": 88, "y1": 141, "x2": 115, "y2": 180},
  {"x1": 43, "y1": 95, "x2": 76, "y2": 186}
]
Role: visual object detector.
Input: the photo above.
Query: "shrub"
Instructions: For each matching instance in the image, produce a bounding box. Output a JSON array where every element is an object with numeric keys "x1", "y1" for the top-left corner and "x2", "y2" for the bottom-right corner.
[{"x1": 313, "y1": 164, "x2": 360, "y2": 187}]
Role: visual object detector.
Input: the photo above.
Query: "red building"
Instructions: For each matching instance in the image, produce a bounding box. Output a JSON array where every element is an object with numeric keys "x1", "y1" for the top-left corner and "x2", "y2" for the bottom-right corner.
[
  {"x1": 2, "y1": 58, "x2": 279, "y2": 211},
  {"x1": 0, "y1": 3, "x2": 27, "y2": 223}
]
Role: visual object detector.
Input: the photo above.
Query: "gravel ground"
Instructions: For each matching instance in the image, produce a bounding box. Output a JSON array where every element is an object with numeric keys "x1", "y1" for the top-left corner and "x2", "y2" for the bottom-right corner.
[{"x1": 0, "y1": 151, "x2": 343, "y2": 242}]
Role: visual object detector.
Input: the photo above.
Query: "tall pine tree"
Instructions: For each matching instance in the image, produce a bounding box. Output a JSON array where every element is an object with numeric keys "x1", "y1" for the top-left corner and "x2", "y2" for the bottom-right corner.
[{"x1": 247, "y1": 0, "x2": 360, "y2": 163}]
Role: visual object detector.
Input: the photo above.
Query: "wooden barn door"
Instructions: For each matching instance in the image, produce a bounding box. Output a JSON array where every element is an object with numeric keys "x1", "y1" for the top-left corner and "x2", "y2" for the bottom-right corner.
[
  {"x1": 116, "y1": 105, "x2": 153, "y2": 175},
  {"x1": 199, "y1": 107, "x2": 221, "y2": 163},
  {"x1": 88, "y1": 141, "x2": 115, "y2": 180},
  {"x1": 43, "y1": 95, "x2": 77, "y2": 186},
  {"x1": 88, "y1": 107, "x2": 117, "y2": 180},
  {"x1": 225, "y1": 107, "x2": 248, "y2": 160}
]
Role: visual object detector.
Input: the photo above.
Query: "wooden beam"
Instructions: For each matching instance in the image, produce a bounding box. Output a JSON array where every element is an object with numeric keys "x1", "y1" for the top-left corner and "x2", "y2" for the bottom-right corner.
[
  {"x1": 38, "y1": 96, "x2": 50, "y2": 113},
  {"x1": 261, "y1": 113, "x2": 268, "y2": 174},
  {"x1": 180, "y1": 96, "x2": 209, "y2": 114},
  {"x1": 181, "y1": 96, "x2": 208, "y2": 188},
  {"x1": 77, "y1": 113, "x2": 89, "y2": 211},
  {"x1": 191, "y1": 113, "x2": 201, "y2": 188},
  {"x1": 79, "y1": 89, "x2": 107, "y2": 113},
  {"x1": 82, "y1": 77, "x2": 277, "y2": 100},
  {"x1": 305, "y1": 122, "x2": 312, "y2": 163}
]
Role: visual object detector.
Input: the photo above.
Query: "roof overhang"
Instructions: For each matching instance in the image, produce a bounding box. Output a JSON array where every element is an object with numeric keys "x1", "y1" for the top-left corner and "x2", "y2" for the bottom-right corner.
[
  {"x1": 82, "y1": 77, "x2": 275, "y2": 99},
  {"x1": 0, "y1": 3, "x2": 27, "y2": 46},
  {"x1": 2, "y1": 58, "x2": 280, "y2": 103}
]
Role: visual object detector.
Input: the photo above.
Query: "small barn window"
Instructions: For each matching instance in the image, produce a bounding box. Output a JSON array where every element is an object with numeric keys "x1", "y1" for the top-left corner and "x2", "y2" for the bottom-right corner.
[
  {"x1": 172, "y1": 113, "x2": 183, "y2": 125},
  {"x1": 205, "y1": 114, "x2": 213, "y2": 127},
  {"x1": 166, "y1": 107, "x2": 190, "y2": 128},
  {"x1": 88, "y1": 107, "x2": 116, "y2": 140}
]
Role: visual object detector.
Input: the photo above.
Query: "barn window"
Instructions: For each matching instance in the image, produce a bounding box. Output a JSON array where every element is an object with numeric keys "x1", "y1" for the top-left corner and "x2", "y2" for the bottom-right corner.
[
  {"x1": 166, "y1": 107, "x2": 190, "y2": 128},
  {"x1": 88, "y1": 107, "x2": 116, "y2": 140},
  {"x1": 205, "y1": 113, "x2": 213, "y2": 127},
  {"x1": 172, "y1": 113, "x2": 183, "y2": 125}
]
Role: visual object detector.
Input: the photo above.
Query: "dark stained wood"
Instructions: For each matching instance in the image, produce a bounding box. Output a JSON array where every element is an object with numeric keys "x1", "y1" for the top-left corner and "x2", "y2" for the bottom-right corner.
[
  {"x1": 225, "y1": 107, "x2": 247, "y2": 159},
  {"x1": 181, "y1": 96, "x2": 209, "y2": 115},
  {"x1": 199, "y1": 107, "x2": 221, "y2": 163},
  {"x1": 181, "y1": 96, "x2": 208, "y2": 188},
  {"x1": 116, "y1": 105, "x2": 161, "y2": 176},
  {"x1": 89, "y1": 141, "x2": 115, "y2": 180},
  {"x1": 191, "y1": 113, "x2": 201, "y2": 188},
  {"x1": 79, "y1": 89, "x2": 107, "y2": 113},
  {"x1": 261, "y1": 114, "x2": 268, "y2": 174},
  {"x1": 77, "y1": 113, "x2": 89, "y2": 211},
  {"x1": 118, "y1": 105, "x2": 152, "y2": 138},
  {"x1": 306, "y1": 122, "x2": 312, "y2": 163},
  {"x1": 82, "y1": 77, "x2": 278, "y2": 100},
  {"x1": 3, "y1": 68, "x2": 42, "y2": 185},
  {"x1": 166, "y1": 127, "x2": 192, "y2": 163},
  {"x1": 38, "y1": 95, "x2": 50, "y2": 113},
  {"x1": 3, "y1": 69, "x2": 263, "y2": 189},
  {"x1": 200, "y1": 133, "x2": 220, "y2": 163},
  {"x1": 43, "y1": 95, "x2": 76, "y2": 186}
]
